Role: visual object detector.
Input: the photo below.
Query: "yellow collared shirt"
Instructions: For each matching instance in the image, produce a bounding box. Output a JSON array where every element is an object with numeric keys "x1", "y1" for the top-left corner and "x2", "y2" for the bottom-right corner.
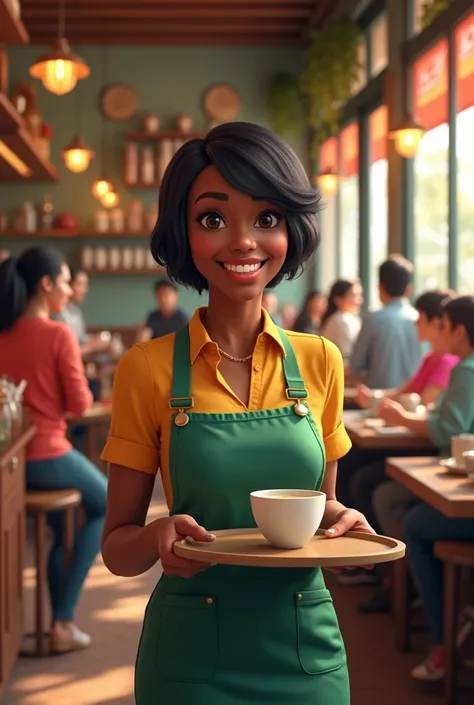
[{"x1": 101, "y1": 308, "x2": 351, "y2": 509}]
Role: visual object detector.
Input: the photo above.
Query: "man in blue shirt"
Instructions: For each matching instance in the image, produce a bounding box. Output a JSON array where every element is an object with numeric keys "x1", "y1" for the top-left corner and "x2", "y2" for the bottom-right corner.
[{"x1": 350, "y1": 255, "x2": 424, "y2": 389}]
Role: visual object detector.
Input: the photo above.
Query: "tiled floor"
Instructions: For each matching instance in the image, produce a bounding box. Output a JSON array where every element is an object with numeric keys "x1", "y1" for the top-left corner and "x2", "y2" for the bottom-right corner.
[{"x1": 3, "y1": 485, "x2": 473, "y2": 704}]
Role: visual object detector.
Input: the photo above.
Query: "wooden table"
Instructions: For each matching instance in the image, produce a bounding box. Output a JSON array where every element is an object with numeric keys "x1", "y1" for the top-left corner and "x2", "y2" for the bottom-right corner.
[
  {"x1": 386, "y1": 456, "x2": 474, "y2": 518},
  {"x1": 67, "y1": 403, "x2": 111, "y2": 471},
  {"x1": 343, "y1": 410, "x2": 435, "y2": 451}
]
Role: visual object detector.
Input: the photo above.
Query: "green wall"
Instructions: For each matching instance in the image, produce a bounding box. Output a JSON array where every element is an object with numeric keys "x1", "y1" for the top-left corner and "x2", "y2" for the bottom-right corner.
[{"x1": 0, "y1": 45, "x2": 312, "y2": 326}]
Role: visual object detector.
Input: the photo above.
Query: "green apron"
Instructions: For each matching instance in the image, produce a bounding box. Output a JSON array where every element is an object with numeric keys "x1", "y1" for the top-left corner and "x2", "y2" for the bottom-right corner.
[{"x1": 135, "y1": 325, "x2": 349, "y2": 704}]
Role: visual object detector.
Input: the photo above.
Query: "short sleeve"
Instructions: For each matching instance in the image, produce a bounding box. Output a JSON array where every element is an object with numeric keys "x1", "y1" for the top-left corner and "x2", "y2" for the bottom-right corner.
[
  {"x1": 321, "y1": 338, "x2": 352, "y2": 462},
  {"x1": 101, "y1": 344, "x2": 160, "y2": 474}
]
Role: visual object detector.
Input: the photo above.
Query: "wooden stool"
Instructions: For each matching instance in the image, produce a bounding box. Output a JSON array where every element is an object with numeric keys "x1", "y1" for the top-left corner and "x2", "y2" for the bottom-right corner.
[
  {"x1": 23, "y1": 489, "x2": 82, "y2": 656},
  {"x1": 434, "y1": 541, "x2": 474, "y2": 705}
]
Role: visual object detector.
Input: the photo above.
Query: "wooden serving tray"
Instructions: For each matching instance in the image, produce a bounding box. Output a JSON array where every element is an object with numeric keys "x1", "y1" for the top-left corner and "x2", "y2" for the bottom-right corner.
[{"x1": 174, "y1": 528, "x2": 405, "y2": 568}]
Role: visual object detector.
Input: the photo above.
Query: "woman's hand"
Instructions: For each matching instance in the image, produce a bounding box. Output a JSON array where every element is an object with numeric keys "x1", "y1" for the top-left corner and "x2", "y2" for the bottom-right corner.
[
  {"x1": 379, "y1": 398, "x2": 406, "y2": 427},
  {"x1": 355, "y1": 384, "x2": 371, "y2": 409},
  {"x1": 323, "y1": 508, "x2": 376, "y2": 573},
  {"x1": 157, "y1": 514, "x2": 216, "y2": 579}
]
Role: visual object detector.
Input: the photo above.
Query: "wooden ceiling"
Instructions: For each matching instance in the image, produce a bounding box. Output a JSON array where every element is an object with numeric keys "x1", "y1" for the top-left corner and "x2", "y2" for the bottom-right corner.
[{"x1": 21, "y1": 0, "x2": 339, "y2": 46}]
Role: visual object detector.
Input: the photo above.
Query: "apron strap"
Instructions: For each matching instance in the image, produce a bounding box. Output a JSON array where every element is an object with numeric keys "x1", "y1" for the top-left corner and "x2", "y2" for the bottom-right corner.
[
  {"x1": 169, "y1": 326, "x2": 194, "y2": 410},
  {"x1": 276, "y1": 327, "x2": 309, "y2": 400}
]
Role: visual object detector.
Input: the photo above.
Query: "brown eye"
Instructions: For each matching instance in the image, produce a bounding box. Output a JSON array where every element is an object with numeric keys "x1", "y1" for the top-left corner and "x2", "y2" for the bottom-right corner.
[
  {"x1": 255, "y1": 211, "x2": 281, "y2": 229},
  {"x1": 197, "y1": 212, "x2": 226, "y2": 230}
]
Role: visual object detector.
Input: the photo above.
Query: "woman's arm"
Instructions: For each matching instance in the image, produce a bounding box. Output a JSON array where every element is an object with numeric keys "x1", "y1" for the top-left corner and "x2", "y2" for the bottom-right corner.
[
  {"x1": 102, "y1": 464, "x2": 215, "y2": 578},
  {"x1": 420, "y1": 383, "x2": 443, "y2": 407},
  {"x1": 55, "y1": 325, "x2": 93, "y2": 414}
]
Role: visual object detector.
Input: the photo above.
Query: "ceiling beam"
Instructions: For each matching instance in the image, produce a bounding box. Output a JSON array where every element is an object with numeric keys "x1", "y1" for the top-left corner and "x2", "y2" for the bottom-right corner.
[
  {"x1": 22, "y1": 6, "x2": 310, "y2": 19},
  {"x1": 27, "y1": 33, "x2": 303, "y2": 46},
  {"x1": 27, "y1": 21, "x2": 303, "y2": 35}
]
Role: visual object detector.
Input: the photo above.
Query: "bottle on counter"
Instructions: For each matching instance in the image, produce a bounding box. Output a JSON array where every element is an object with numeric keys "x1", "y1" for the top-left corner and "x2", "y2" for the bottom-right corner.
[
  {"x1": 0, "y1": 388, "x2": 12, "y2": 447},
  {"x1": 39, "y1": 194, "x2": 54, "y2": 230},
  {"x1": 124, "y1": 143, "x2": 139, "y2": 185},
  {"x1": 110, "y1": 207, "x2": 125, "y2": 233},
  {"x1": 141, "y1": 147, "x2": 155, "y2": 185},
  {"x1": 22, "y1": 202, "x2": 37, "y2": 233},
  {"x1": 93, "y1": 209, "x2": 109, "y2": 233}
]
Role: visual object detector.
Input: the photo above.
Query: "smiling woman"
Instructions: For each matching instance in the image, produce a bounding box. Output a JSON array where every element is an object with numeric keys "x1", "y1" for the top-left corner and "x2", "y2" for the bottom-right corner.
[{"x1": 101, "y1": 121, "x2": 372, "y2": 705}]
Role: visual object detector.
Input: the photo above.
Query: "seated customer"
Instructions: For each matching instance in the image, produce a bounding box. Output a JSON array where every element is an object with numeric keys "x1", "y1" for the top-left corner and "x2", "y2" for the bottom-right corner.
[
  {"x1": 357, "y1": 289, "x2": 458, "y2": 408},
  {"x1": 350, "y1": 255, "x2": 424, "y2": 389},
  {"x1": 293, "y1": 289, "x2": 327, "y2": 334},
  {"x1": 0, "y1": 247, "x2": 107, "y2": 653},
  {"x1": 320, "y1": 279, "x2": 363, "y2": 365},
  {"x1": 137, "y1": 278, "x2": 189, "y2": 341},
  {"x1": 392, "y1": 296, "x2": 474, "y2": 681},
  {"x1": 52, "y1": 264, "x2": 111, "y2": 359}
]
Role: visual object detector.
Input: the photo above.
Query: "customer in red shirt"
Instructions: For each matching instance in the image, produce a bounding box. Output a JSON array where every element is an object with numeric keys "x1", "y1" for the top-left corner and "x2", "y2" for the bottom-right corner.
[{"x1": 0, "y1": 246, "x2": 106, "y2": 653}]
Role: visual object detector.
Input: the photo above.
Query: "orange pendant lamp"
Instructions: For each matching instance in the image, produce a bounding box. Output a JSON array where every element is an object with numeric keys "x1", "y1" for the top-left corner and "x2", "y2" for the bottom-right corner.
[
  {"x1": 29, "y1": 2, "x2": 90, "y2": 96},
  {"x1": 62, "y1": 135, "x2": 95, "y2": 173},
  {"x1": 389, "y1": 114, "x2": 425, "y2": 159}
]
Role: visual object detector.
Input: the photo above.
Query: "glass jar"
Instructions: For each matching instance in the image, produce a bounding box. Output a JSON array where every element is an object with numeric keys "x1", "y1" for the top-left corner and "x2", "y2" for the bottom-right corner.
[{"x1": 0, "y1": 390, "x2": 12, "y2": 447}]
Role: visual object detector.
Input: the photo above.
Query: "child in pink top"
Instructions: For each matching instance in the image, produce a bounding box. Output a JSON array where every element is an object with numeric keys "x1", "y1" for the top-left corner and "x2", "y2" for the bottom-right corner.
[
  {"x1": 0, "y1": 247, "x2": 106, "y2": 654},
  {"x1": 357, "y1": 289, "x2": 458, "y2": 408}
]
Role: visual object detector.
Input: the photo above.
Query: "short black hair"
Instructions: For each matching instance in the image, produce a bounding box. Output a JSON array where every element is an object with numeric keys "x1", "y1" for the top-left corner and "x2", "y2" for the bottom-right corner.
[
  {"x1": 378, "y1": 255, "x2": 413, "y2": 297},
  {"x1": 154, "y1": 278, "x2": 177, "y2": 293},
  {"x1": 415, "y1": 289, "x2": 455, "y2": 321},
  {"x1": 69, "y1": 263, "x2": 86, "y2": 282},
  {"x1": 150, "y1": 121, "x2": 322, "y2": 294},
  {"x1": 443, "y1": 296, "x2": 474, "y2": 346}
]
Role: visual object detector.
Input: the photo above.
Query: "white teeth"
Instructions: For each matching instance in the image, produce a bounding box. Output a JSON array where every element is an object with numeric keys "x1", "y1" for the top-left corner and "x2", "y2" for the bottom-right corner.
[{"x1": 224, "y1": 262, "x2": 262, "y2": 273}]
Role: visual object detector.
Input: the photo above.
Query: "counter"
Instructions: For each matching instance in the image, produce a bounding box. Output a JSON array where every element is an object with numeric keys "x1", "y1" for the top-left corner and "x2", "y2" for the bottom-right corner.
[{"x1": 0, "y1": 422, "x2": 36, "y2": 694}]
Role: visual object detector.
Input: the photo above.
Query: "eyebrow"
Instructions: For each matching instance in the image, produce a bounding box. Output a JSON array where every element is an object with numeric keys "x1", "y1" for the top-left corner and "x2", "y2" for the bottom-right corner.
[{"x1": 194, "y1": 191, "x2": 229, "y2": 204}]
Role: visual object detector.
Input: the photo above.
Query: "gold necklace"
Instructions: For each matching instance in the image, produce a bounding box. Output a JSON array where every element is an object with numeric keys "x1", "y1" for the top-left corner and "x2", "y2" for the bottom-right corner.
[{"x1": 218, "y1": 347, "x2": 253, "y2": 363}]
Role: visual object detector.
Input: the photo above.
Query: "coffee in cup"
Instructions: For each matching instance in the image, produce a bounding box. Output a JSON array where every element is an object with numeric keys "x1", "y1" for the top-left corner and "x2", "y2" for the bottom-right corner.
[
  {"x1": 451, "y1": 434, "x2": 474, "y2": 467},
  {"x1": 250, "y1": 489, "x2": 326, "y2": 549}
]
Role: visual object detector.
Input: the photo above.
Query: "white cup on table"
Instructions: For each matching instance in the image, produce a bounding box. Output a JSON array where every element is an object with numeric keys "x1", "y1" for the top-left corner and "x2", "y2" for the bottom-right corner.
[
  {"x1": 398, "y1": 393, "x2": 421, "y2": 413},
  {"x1": 367, "y1": 390, "x2": 384, "y2": 418},
  {"x1": 451, "y1": 434, "x2": 474, "y2": 468}
]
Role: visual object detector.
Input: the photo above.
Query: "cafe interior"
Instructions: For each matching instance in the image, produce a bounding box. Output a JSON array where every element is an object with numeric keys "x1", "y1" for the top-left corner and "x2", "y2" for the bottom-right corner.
[{"x1": 1, "y1": 0, "x2": 474, "y2": 703}]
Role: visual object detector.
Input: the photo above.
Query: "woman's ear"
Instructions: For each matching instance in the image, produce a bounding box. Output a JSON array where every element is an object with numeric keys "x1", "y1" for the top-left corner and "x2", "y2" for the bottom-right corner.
[{"x1": 39, "y1": 274, "x2": 53, "y2": 294}]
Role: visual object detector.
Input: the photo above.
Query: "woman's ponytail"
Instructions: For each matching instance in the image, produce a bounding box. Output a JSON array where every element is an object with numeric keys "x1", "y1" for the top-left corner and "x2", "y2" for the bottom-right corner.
[
  {"x1": 0, "y1": 246, "x2": 64, "y2": 332},
  {"x1": 0, "y1": 257, "x2": 28, "y2": 332}
]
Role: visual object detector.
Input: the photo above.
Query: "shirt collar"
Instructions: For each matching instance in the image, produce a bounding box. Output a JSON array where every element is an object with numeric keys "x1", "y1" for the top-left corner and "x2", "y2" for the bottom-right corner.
[{"x1": 188, "y1": 307, "x2": 286, "y2": 364}]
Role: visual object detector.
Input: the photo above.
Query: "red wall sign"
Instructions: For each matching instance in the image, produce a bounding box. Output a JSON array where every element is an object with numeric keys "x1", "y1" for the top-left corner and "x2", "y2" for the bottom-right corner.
[
  {"x1": 369, "y1": 105, "x2": 388, "y2": 163},
  {"x1": 319, "y1": 137, "x2": 338, "y2": 173},
  {"x1": 413, "y1": 39, "x2": 449, "y2": 130},
  {"x1": 456, "y1": 12, "x2": 474, "y2": 112},
  {"x1": 340, "y1": 123, "x2": 359, "y2": 177}
]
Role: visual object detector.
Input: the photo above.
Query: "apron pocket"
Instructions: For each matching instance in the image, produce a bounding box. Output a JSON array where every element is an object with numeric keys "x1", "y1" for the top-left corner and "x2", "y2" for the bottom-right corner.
[
  {"x1": 157, "y1": 593, "x2": 218, "y2": 683},
  {"x1": 295, "y1": 588, "x2": 344, "y2": 676}
]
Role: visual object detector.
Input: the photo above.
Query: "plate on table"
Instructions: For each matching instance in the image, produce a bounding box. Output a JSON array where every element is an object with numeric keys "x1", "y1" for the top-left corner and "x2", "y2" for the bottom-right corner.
[
  {"x1": 174, "y1": 528, "x2": 405, "y2": 568},
  {"x1": 439, "y1": 457, "x2": 474, "y2": 476},
  {"x1": 374, "y1": 426, "x2": 414, "y2": 436}
]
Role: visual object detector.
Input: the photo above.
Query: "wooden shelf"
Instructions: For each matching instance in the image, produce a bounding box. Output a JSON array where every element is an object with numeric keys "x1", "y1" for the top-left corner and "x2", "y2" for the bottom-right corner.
[
  {"x1": 86, "y1": 268, "x2": 162, "y2": 276},
  {"x1": 125, "y1": 131, "x2": 206, "y2": 142},
  {"x1": 0, "y1": 0, "x2": 29, "y2": 44},
  {"x1": 0, "y1": 93, "x2": 23, "y2": 133},
  {"x1": 124, "y1": 181, "x2": 160, "y2": 190},
  {"x1": 1, "y1": 229, "x2": 150, "y2": 238}
]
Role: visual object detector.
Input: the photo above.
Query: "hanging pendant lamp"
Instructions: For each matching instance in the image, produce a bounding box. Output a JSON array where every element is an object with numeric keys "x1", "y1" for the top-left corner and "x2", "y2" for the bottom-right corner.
[
  {"x1": 62, "y1": 135, "x2": 95, "y2": 173},
  {"x1": 29, "y1": 1, "x2": 90, "y2": 95}
]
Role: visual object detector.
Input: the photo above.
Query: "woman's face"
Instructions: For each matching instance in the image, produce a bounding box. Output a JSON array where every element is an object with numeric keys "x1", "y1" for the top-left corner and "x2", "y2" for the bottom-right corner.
[
  {"x1": 188, "y1": 166, "x2": 288, "y2": 302},
  {"x1": 337, "y1": 283, "x2": 363, "y2": 314},
  {"x1": 42, "y1": 264, "x2": 73, "y2": 313},
  {"x1": 307, "y1": 294, "x2": 327, "y2": 319}
]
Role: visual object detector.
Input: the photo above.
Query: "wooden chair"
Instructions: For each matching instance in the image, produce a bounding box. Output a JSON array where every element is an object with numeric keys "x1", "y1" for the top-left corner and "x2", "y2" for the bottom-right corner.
[
  {"x1": 23, "y1": 489, "x2": 82, "y2": 656},
  {"x1": 434, "y1": 541, "x2": 474, "y2": 705}
]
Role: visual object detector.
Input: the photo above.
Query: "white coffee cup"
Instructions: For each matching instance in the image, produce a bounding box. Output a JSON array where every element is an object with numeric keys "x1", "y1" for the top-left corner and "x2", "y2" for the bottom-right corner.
[
  {"x1": 367, "y1": 390, "x2": 384, "y2": 418},
  {"x1": 451, "y1": 434, "x2": 474, "y2": 467},
  {"x1": 250, "y1": 489, "x2": 326, "y2": 549},
  {"x1": 398, "y1": 393, "x2": 421, "y2": 412}
]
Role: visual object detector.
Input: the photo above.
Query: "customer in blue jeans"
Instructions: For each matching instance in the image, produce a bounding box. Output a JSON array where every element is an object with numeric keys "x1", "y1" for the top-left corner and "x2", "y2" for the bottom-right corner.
[
  {"x1": 379, "y1": 295, "x2": 474, "y2": 681},
  {"x1": 0, "y1": 246, "x2": 107, "y2": 652}
]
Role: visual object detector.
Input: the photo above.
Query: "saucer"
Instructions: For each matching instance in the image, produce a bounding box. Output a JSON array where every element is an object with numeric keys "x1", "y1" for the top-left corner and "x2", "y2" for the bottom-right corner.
[{"x1": 439, "y1": 457, "x2": 473, "y2": 476}]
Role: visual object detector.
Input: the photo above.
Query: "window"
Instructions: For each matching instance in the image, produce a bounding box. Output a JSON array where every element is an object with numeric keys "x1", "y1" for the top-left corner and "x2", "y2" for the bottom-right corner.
[
  {"x1": 318, "y1": 138, "x2": 338, "y2": 291},
  {"x1": 339, "y1": 123, "x2": 359, "y2": 279},
  {"x1": 369, "y1": 13, "x2": 388, "y2": 77},
  {"x1": 351, "y1": 40, "x2": 368, "y2": 96},
  {"x1": 455, "y1": 12, "x2": 474, "y2": 293},
  {"x1": 368, "y1": 106, "x2": 389, "y2": 308},
  {"x1": 412, "y1": 40, "x2": 449, "y2": 292}
]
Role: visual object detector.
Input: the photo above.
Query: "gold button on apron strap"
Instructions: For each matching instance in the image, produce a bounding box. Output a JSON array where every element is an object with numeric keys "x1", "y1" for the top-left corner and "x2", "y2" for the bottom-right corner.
[
  {"x1": 174, "y1": 411, "x2": 190, "y2": 427},
  {"x1": 293, "y1": 401, "x2": 309, "y2": 417},
  {"x1": 169, "y1": 396, "x2": 195, "y2": 427},
  {"x1": 206, "y1": 597, "x2": 214, "y2": 605},
  {"x1": 297, "y1": 593, "x2": 303, "y2": 600}
]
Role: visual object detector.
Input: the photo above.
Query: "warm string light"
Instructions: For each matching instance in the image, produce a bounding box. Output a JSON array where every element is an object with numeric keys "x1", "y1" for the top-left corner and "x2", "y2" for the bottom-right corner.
[
  {"x1": 92, "y1": 178, "x2": 113, "y2": 198},
  {"x1": 62, "y1": 135, "x2": 95, "y2": 173}
]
